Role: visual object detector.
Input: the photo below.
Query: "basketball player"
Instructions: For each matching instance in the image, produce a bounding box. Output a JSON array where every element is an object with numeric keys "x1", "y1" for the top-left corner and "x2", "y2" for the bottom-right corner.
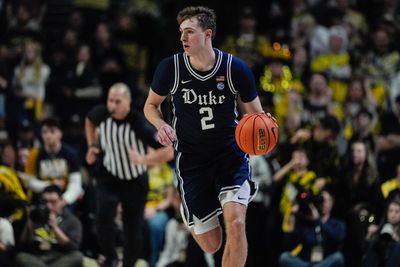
[{"x1": 144, "y1": 6, "x2": 268, "y2": 267}]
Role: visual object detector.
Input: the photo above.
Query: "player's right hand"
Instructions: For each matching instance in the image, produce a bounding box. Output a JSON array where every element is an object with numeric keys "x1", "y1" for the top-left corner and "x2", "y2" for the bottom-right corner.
[
  {"x1": 157, "y1": 124, "x2": 176, "y2": 146},
  {"x1": 86, "y1": 146, "x2": 100, "y2": 165}
]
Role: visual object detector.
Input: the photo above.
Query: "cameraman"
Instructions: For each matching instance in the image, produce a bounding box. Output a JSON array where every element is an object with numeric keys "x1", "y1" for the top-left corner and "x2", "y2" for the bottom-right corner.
[
  {"x1": 279, "y1": 188, "x2": 346, "y2": 267},
  {"x1": 14, "y1": 185, "x2": 83, "y2": 267},
  {"x1": 363, "y1": 197, "x2": 400, "y2": 267}
]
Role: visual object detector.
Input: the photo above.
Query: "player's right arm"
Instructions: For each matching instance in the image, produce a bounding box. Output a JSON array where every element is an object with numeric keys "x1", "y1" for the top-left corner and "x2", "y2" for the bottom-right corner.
[
  {"x1": 146, "y1": 56, "x2": 176, "y2": 146},
  {"x1": 144, "y1": 90, "x2": 176, "y2": 146}
]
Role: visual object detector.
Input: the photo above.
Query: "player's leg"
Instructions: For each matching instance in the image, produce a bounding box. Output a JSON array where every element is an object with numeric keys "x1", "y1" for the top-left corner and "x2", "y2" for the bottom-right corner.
[
  {"x1": 176, "y1": 152, "x2": 223, "y2": 254},
  {"x1": 216, "y1": 143, "x2": 257, "y2": 267},
  {"x1": 179, "y1": 201, "x2": 223, "y2": 254},
  {"x1": 191, "y1": 226, "x2": 223, "y2": 254},
  {"x1": 219, "y1": 179, "x2": 254, "y2": 267},
  {"x1": 222, "y1": 202, "x2": 248, "y2": 267}
]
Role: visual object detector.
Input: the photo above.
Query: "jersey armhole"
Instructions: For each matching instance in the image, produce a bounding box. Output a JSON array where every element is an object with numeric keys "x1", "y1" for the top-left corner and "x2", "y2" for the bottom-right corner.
[
  {"x1": 226, "y1": 54, "x2": 238, "y2": 95},
  {"x1": 171, "y1": 54, "x2": 180, "y2": 95}
]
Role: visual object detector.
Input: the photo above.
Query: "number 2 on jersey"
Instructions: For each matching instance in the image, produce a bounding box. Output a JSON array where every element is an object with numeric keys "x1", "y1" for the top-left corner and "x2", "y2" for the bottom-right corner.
[{"x1": 199, "y1": 107, "x2": 215, "y2": 130}]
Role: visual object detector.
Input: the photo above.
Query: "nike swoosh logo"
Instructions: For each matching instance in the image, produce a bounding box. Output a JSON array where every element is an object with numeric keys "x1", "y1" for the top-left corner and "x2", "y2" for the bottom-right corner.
[
  {"x1": 181, "y1": 79, "x2": 192, "y2": 84},
  {"x1": 238, "y1": 196, "x2": 248, "y2": 200},
  {"x1": 271, "y1": 127, "x2": 277, "y2": 140}
]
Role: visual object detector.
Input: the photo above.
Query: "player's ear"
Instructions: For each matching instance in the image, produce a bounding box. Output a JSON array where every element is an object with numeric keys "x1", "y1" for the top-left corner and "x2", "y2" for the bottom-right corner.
[{"x1": 205, "y1": 29, "x2": 212, "y2": 39}]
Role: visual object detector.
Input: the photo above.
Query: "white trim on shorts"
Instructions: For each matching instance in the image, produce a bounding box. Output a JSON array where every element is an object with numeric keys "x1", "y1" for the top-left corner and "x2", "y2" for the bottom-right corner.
[
  {"x1": 219, "y1": 179, "x2": 252, "y2": 207},
  {"x1": 180, "y1": 180, "x2": 254, "y2": 235}
]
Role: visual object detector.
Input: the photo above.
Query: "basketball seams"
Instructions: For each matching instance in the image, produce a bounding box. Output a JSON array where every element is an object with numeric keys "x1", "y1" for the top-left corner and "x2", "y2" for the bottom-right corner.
[
  {"x1": 252, "y1": 115, "x2": 257, "y2": 155},
  {"x1": 237, "y1": 114, "x2": 253, "y2": 152},
  {"x1": 259, "y1": 115, "x2": 271, "y2": 154},
  {"x1": 235, "y1": 113, "x2": 278, "y2": 155}
]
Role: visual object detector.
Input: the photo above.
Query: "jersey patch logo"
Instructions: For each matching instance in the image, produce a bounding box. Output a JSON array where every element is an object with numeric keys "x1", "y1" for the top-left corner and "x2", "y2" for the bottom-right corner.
[
  {"x1": 216, "y1": 75, "x2": 225, "y2": 82},
  {"x1": 217, "y1": 82, "x2": 225, "y2": 90},
  {"x1": 181, "y1": 79, "x2": 192, "y2": 84}
]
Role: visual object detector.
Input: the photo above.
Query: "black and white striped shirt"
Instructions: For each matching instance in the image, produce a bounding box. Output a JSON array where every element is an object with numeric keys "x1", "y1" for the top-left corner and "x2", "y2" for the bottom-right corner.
[{"x1": 87, "y1": 105, "x2": 161, "y2": 180}]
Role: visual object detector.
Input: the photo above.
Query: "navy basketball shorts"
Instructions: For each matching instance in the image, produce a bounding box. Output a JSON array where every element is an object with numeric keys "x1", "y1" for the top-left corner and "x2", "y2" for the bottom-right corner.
[{"x1": 175, "y1": 146, "x2": 258, "y2": 235}]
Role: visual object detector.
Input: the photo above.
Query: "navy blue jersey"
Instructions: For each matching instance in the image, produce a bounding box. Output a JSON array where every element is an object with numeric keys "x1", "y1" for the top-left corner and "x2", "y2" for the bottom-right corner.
[{"x1": 151, "y1": 49, "x2": 258, "y2": 153}]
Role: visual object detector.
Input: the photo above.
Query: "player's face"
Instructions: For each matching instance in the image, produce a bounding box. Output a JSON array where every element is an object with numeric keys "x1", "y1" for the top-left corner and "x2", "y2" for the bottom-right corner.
[
  {"x1": 107, "y1": 89, "x2": 131, "y2": 120},
  {"x1": 179, "y1": 18, "x2": 210, "y2": 56}
]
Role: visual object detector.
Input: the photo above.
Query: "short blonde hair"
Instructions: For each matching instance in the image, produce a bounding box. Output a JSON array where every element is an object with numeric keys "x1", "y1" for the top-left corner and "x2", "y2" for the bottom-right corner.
[{"x1": 177, "y1": 6, "x2": 216, "y2": 39}]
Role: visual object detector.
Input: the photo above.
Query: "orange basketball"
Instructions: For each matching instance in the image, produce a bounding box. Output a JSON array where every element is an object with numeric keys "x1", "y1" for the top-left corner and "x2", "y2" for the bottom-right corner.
[{"x1": 235, "y1": 113, "x2": 279, "y2": 155}]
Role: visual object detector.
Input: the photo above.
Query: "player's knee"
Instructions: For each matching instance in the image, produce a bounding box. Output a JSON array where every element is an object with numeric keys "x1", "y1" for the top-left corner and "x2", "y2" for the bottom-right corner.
[
  {"x1": 193, "y1": 227, "x2": 222, "y2": 254},
  {"x1": 198, "y1": 237, "x2": 222, "y2": 254},
  {"x1": 227, "y1": 217, "x2": 246, "y2": 234}
]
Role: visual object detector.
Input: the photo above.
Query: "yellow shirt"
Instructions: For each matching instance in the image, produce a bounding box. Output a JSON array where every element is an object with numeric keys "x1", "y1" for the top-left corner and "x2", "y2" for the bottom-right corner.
[
  {"x1": 146, "y1": 163, "x2": 174, "y2": 208},
  {"x1": 381, "y1": 178, "x2": 400, "y2": 199},
  {"x1": 311, "y1": 53, "x2": 351, "y2": 103},
  {"x1": 0, "y1": 165, "x2": 28, "y2": 220},
  {"x1": 280, "y1": 170, "x2": 319, "y2": 232}
]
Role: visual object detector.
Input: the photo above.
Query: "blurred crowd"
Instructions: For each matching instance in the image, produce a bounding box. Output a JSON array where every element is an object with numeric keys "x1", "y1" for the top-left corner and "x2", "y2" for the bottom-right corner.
[{"x1": 1, "y1": 0, "x2": 400, "y2": 267}]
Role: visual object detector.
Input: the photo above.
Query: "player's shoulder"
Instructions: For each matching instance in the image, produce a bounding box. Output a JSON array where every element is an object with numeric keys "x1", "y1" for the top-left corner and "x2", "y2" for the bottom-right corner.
[
  {"x1": 154, "y1": 54, "x2": 180, "y2": 76},
  {"x1": 159, "y1": 55, "x2": 174, "y2": 64},
  {"x1": 218, "y1": 49, "x2": 249, "y2": 70},
  {"x1": 158, "y1": 53, "x2": 181, "y2": 67},
  {"x1": 224, "y1": 53, "x2": 252, "y2": 78},
  {"x1": 229, "y1": 54, "x2": 250, "y2": 70}
]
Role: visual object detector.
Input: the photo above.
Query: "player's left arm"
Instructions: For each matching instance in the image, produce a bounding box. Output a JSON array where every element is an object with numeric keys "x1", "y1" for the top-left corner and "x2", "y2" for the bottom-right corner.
[
  {"x1": 241, "y1": 96, "x2": 263, "y2": 114},
  {"x1": 232, "y1": 57, "x2": 263, "y2": 114}
]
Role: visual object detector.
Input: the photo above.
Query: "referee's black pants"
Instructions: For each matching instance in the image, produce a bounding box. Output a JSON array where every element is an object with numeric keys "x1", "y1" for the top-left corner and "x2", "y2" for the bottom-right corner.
[{"x1": 95, "y1": 174, "x2": 148, "y2": 267}]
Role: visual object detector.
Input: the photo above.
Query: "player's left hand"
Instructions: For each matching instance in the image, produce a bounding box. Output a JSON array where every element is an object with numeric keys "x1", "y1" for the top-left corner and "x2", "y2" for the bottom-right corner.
[
  {"x1": 265, "y1": 112, "x2": 278, "y2": 123},
  {"x1": 256, "y1": 111, "x2": 277, "y2": 124}
]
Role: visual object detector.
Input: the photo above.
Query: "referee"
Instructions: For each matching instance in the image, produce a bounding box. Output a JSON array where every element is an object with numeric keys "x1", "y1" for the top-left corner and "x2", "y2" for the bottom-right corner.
[{"x1": 85, "y1": 83, "x2": 173, "y2": 267}]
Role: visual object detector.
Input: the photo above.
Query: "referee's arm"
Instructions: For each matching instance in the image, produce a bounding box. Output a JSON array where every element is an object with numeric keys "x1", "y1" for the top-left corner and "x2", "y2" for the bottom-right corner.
[
  {"x1": 129, "y1": 146, "x2": 174, "y2": 167},
  {"x1": 85, "y1": 117, "x2": 100, "y2": 165}
]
